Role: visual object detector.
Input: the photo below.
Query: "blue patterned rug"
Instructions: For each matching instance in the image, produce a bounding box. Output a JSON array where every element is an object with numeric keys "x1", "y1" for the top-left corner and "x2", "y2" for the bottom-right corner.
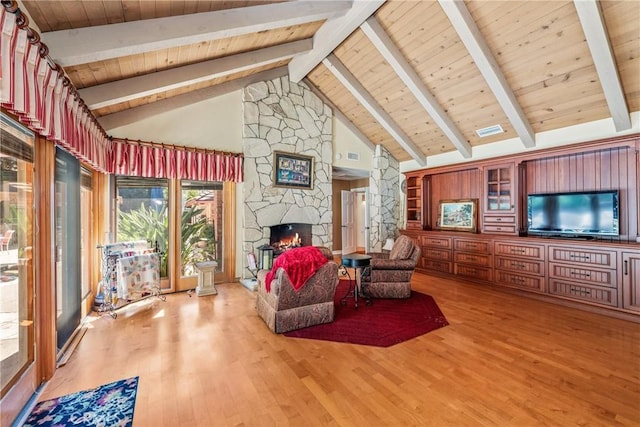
[{"x1": 23, "y1": 376, "x2": 139, "y2": 427}]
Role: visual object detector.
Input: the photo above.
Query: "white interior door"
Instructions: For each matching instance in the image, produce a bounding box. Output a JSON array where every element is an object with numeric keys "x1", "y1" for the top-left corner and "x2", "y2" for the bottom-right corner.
[
  {"x1": 341, "y1": 190, "x2": 357, "y2": 254},
  {"x1": 364, "y1": 189, "x2": 371, "y2": 253}
]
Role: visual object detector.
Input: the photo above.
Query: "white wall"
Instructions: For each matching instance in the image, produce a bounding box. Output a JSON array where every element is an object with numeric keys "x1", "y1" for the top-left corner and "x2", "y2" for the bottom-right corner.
[
  {"x1": 109, "y1": 91, "x2": 243, "y2": 151},
  {"x1": 332, "y1": 117, "x2": 374, "y2": 171}
]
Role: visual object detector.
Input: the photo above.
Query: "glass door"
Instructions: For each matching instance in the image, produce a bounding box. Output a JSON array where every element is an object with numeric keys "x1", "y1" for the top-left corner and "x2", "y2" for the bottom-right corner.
[
  {"x1": 55, "y1": 148, "x2": 81, "y2": 350},
  {"x1": 116, "y1": 176, "x2": 170, "y2": 290},
  {"x1": 177, "y1": 180, "x2": 224, "y2": 291},
  {"x1": 0, "y1": 114, "x2": 35, "y2": 398}
]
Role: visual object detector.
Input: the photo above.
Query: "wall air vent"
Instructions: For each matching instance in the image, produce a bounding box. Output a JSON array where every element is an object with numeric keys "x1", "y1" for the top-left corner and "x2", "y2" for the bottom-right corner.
[
  {"x1": 347, "y1": 151, "x2": 360, "y2": 161},
  {"x1": 475, "y1": 124, "x2": 504, "y2": 138}
]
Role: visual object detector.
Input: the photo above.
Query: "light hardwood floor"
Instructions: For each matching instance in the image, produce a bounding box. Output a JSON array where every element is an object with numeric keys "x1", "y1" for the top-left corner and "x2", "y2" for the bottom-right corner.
[{"x1": 36, "y1": 273, "x2": 640, "y2": 426}]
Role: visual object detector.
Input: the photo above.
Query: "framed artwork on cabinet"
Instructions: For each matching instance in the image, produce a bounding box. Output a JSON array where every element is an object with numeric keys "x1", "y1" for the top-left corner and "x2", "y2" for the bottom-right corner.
[{"x1": 436, "y1": 199, "x2": 478, "y2": 232}]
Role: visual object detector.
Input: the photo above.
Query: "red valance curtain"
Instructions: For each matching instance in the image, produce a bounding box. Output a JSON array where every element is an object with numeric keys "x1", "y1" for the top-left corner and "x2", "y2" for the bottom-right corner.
[
  {"x1": 1, "y1": 5, "x2": 244, "y2": 183},
  {"x1": 0, "y1": 6, "x2": 110, "y2": 173},
  {"x1": 110, "y1": 139, "x2": 244, "y2": 183}
]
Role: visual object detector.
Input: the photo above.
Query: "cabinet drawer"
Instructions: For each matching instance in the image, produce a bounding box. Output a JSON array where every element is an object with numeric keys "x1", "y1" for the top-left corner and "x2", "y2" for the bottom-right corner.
[
  {"x1": 549, "y1": 246, "x2": 616, "y2": 268},
  {"x1": 422, "y1": 259, "x2": 453, "y2": 274},
  {"x1": 495, "y1": 242, "x2": 544, "y2": 260},
  {"x1": 495, "y1": 256, "x2": 544, "y2": 276},
  {"x1": 406, "y1": 221, "x2": 423, "y2": 230},
  {"x1": 422, "y1": 236, "x2": 452, "y2": 249},
  {"x1": 483, "y1": 215, "x2": 515, "y2": 224},
  {"x1": 548, "y1": 279, "x2": 618, "y2": 307},
  {"x1": 454, "y1": 239, "x2": 492, "y2": 253},
  {"x1": 549, "y1": 264, "x2": 616, "y2": 287},
  {"x1": 423, "y1": 248, "x2": 452, "y2": 261},
  {"x1": 454, "y1": 252, "x2": 492, "y2": 267},
  {"x1": 483, "y1": 224, "x2": 517, "y2": 234},
  {"x1": 455, "y1": 264, "x2": 493, "y2": 281},
  {"x1": 496, "y1": 271, "x2": 544, "y2": 292}
]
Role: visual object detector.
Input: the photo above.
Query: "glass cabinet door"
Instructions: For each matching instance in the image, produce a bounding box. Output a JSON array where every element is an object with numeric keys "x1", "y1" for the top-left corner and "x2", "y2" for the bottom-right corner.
[{"x1": 486, "y1": 166, "x2": 514, "y2": 212}]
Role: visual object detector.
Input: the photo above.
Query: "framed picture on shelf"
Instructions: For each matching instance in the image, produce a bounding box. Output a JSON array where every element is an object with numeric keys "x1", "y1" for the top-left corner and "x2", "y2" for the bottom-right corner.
[
  {"x1": 273, "y1": 151, "x2": 314, "y2": 189},
  {"x1": 436, "y1": 199, "x2": 478, "y2": 232}
]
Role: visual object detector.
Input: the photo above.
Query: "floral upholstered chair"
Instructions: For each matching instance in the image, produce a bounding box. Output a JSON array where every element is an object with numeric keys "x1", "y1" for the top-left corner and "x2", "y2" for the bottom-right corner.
[
  {"x1": 256, "y1": 246, "x2": 339, "y2": 333},
  {"x1": 361, "y1": 235, "x2": 421, "y2": 299}
]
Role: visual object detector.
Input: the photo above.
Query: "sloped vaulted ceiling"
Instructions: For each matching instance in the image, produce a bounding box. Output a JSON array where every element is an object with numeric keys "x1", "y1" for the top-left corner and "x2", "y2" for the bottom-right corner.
[{"x1": 16, "y1": 0, "x2": 640, "y2": 164}]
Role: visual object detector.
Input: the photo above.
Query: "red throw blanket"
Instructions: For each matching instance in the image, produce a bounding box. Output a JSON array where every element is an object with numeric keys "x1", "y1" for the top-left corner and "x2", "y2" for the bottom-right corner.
[{"x1": 265, "y1": 246, "x2": 329, "y2": 293}]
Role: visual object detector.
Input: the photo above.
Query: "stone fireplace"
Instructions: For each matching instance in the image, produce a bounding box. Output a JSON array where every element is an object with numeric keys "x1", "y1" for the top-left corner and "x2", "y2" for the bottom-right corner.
[
  {"x1": 269, "y1": 223, "x2": 312, "y2": 255},
  {"x1": 240, "y1": 76, "x2": 401, "y2": 284},
  {"x1": 242, "y1": 76, "x2": 333, "y2": 278}
]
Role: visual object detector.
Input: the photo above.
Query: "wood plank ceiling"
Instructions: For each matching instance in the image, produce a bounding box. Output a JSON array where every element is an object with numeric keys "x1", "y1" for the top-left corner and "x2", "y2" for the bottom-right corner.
[{"x1": 16, "y1": 0, "x2": 640, "y2": 164}]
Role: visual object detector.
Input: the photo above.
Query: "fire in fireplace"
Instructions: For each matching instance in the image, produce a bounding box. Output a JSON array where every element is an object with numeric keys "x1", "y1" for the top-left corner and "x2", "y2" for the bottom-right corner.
[{"x1": 269, "y1": 223, "x2": 312, "y2": 255}]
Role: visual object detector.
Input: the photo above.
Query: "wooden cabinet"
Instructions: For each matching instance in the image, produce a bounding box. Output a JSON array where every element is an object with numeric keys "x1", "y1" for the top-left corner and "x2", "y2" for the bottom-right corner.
[
  {"x1": 494, "y1": 241, "x2": 545, "y2": 292},
  {"x1": 400, "y1": 133, "x2": 640, "y2": 319},
  {"x1": 421, "y1": 235, "x2": 452, "y2": 274},
  {"x1": 453, "y1": 237, "x2": 492, "y2": 282},
  {"x1": 405, "y1": 174, "x2": 423, "y2": 229},
  {"x1": 404, "y1": 229, "x2": 640, "y2": 319},
  {"x1": 547, "y1": 246, "x2": 618, "y2": 307},
  {"x1": 482, "y1": 163, "x2": 517, "y2": 235},
  {"x1": 622, "y1": 252, "x2": 640, "y2": 312}
]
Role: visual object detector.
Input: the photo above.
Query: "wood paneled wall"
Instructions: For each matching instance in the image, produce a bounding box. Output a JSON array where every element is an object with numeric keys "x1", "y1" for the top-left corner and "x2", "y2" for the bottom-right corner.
[
  {"x1": 427, "y1": 168, "x2": 482, "y2": 228},
  {"x1": 524, "y1": 145, "x2": 638, "y2": 240},
  {"x1": 524, "y1": 146, "x2": 633, "y2": 193},
  {"x1": 406, "y1": 134, "x2": 639, "y2": 242}
]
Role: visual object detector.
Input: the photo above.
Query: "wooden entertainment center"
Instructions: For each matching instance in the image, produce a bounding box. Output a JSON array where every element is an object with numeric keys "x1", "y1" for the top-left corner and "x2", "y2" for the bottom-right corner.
[{"x1": 402, "y1": 134, "x2": 640, "y2": 321}]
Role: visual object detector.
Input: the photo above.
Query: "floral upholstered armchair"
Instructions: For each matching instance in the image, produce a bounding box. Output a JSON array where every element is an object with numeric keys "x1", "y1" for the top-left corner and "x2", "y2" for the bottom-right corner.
[
  {"x1": 361, "y1": 235, "x2": 421, "y2": 299},
  {"x1": 256, "y1": 246, "x2": 339, "y2": 333}
]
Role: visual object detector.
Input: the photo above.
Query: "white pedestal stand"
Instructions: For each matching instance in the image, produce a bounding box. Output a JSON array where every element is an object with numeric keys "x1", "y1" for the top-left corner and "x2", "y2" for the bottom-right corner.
[{"x1": 195, "y1": 261, "x2": 218, "y2": 296}]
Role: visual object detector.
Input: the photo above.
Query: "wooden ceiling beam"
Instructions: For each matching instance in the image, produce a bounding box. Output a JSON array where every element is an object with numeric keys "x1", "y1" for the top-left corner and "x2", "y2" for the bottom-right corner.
[
  {"x1": 288, "y1": 0, "x2": 385, "y2": 83},
  {"x1": 79, "y1": 39, "x2": 312, "y2": 110},
  {"x1": 99, "y1": 67, "x2": 288, "y2": 131},
  {"x1": 322, "y1": 54, "x2": 427, "y2": 167},
  {"x1": 43, "y1": 1, "x2": 351, "y2": 66},
  {"x1": 439, "y1": 0, "x2": 536, "y2": 148},
  {"x1": 361, "y1": 16, "x2": 472, "y2": 159},
  {"x1": 574, "y1": 0, "x2": 631, "y2": 131}
]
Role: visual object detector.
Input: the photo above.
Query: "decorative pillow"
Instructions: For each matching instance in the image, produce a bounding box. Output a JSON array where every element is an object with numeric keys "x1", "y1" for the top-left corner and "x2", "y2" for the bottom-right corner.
[{"x1": 389, "y1": 236, "x2": 413, "y2": 260}]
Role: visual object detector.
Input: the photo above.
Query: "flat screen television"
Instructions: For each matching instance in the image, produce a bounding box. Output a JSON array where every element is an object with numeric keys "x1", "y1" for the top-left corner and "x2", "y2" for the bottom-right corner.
[{"x1": 527, "y1": 190, "x2": 619, "y2": 238}]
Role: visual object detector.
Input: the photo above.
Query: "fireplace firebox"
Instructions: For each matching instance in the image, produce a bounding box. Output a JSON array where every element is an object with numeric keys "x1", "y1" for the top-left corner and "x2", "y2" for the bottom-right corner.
[{"x1": 269, "y1": 223, "x2": 312, "y2": 255}]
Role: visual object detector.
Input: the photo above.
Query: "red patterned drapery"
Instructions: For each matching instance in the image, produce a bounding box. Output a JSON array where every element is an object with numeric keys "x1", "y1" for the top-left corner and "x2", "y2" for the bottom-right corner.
[
  {"x1": 0, "y1": 5, "x2": 111, "y2": 173},
  {"x1": 110, "y1": 138, "x2": 244, "y2": 183},
  {"x1": 1, "y1": 4, "x2": 244, "y2": 183}
]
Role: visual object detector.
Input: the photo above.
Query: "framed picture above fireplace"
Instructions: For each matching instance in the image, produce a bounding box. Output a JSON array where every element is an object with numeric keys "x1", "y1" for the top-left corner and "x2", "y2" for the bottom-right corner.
[{"x1": 273, "y1": 151, "x2": 314, "y2": 190}]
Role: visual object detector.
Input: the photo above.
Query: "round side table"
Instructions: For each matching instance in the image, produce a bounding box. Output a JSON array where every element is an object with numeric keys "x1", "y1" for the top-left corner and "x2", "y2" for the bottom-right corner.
[{"x1": 340, "y1": 254, "x2": 372, "y2": 309}]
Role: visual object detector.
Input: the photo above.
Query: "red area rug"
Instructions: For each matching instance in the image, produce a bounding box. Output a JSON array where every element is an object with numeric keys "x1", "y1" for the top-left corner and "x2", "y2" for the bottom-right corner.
[{"x1": 284, "y1": 280, "x2": 449, "y2": 347}]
